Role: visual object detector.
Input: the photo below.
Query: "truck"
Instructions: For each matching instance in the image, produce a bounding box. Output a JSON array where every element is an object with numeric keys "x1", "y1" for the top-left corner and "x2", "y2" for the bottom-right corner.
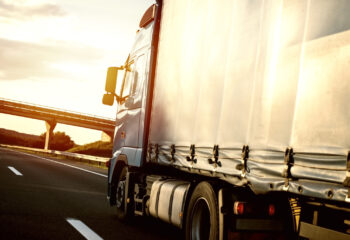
[{"x1": 102, "y1": 1, "x2": 350, "y2": 239}]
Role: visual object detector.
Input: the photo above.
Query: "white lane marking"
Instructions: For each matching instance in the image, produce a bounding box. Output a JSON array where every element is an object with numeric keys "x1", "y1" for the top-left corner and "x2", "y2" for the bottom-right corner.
[
  {"x1": 5, "y1": 149, "x2": 107, "y2": 178},
  {"x1": 8, "y1": 166, "x2": 23, "y2": 176},
  {"x1": 66, "y1": 218, "x2": 103, "y2": 240}
]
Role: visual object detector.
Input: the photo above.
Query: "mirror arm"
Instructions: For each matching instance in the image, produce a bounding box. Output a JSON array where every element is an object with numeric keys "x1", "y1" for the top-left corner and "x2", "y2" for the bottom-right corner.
[
  {"x1": 114, "y1": 93, "x2": 126, "y2": 103},
  {"x1": 112, "y1": 65, "x2": 125, "y2": 103}
]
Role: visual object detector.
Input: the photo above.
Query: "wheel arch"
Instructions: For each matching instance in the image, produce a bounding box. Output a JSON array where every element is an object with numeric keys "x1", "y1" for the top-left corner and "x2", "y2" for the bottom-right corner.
[
  {"x1": 111, "y1": 154, "x2": 128, "y2": 184},
  {"x1": 108, "y1": 154, "x2": 128, "y2": 206}
]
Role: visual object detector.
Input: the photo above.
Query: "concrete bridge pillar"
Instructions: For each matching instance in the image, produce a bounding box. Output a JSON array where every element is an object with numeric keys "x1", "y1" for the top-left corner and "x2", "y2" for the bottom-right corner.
[
  {"x1": 44, "y1": 120, "x2": 57, "y2": 150},
  {"x1": 101, "y1": 131, "x2": 114, "y2": 143}
]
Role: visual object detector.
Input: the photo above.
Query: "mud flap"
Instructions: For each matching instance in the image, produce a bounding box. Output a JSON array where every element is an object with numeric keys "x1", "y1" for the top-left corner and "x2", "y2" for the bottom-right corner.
[
  {"x1": 219, "y1": 188, "x2": 232, "y2": 240},
  {"x1": 124, "y1": 172, "x2": 135, "y2": 215}
]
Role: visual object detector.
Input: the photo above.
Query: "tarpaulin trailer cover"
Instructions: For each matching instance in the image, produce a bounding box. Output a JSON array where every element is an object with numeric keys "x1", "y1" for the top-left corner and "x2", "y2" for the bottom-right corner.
[{"x1": 147, "y1": 0, "x2": 350, "y2": 203}]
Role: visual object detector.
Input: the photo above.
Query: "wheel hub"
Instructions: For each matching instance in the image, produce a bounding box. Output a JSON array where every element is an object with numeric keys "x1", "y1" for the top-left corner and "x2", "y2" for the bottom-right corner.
[
  {"x1": 116, "y1": 180, "x2": 126, "y2": 208},
  {"x1": 191, "y1": 197, "x2": 211, "y2": 240}
]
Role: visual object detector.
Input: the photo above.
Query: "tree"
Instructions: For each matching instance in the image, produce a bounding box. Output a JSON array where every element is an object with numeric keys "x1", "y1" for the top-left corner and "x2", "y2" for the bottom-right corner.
[{"x1": 40, "y1": 131, "x2": 75, "y2": 151}]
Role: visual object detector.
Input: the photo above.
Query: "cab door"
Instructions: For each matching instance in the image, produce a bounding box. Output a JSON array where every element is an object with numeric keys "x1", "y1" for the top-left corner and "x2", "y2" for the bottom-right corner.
[{"x1": 114, "y1": 53, "x2": 147, "y2": 167}]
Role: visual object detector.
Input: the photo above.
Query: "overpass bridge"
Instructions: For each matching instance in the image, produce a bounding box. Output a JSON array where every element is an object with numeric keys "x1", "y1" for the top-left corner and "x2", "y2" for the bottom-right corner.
[{"x1": 0, "y1": 98, "x2": 115, "y2": 150}]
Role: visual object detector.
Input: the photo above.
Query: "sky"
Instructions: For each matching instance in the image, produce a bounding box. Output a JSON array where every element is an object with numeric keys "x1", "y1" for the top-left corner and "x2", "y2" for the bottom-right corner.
[{"x1": 0, "y1": 0, "x2": 154, "y2": 144}]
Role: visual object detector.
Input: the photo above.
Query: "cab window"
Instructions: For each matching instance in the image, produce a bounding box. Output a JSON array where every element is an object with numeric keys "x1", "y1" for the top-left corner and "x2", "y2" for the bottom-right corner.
[
  {"x1": 131, "y1": 54, "x2": 146, "y2": 96},
  {"x1": 121, "y1": 60, "x2": 135, "y2": 98}
]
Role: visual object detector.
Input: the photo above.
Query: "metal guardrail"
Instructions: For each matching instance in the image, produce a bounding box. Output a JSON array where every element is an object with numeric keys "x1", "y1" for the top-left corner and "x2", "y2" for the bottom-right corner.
[{"x1": 0, "y1": 144, "x2": 109, "y2": 167}]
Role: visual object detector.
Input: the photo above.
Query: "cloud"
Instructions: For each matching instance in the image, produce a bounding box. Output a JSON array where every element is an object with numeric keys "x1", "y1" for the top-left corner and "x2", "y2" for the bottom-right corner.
[
  {"x1": 0, "y1": 0, "x2": 66, "y2": 20},
  {"x1": 0, "y1": 38, "x2": 104, "y2": 81}
]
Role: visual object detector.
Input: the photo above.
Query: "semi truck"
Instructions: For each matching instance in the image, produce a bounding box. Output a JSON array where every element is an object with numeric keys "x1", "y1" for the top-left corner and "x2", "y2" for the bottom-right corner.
[{"x1": 102, "y1": 1, "x2": 350, "y2": 239}]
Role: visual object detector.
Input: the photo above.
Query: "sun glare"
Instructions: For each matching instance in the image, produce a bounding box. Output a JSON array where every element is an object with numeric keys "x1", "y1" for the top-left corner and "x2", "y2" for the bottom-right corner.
[
  {"x1": 51, "y1": 62, "x2": 87, "y2": 77},
  {"x1": 0, "y1": 0, "x2": 154, "y2": 144}
]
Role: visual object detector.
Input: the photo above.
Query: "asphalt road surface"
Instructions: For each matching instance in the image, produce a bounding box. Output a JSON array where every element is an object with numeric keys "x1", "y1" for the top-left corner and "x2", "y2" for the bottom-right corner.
[{"x1": 0, "y1": 147, "x2": 182, "y2": 240}]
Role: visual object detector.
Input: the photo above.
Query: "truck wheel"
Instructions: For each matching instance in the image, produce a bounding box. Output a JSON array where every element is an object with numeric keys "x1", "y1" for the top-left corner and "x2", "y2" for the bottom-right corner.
[
  {"x1": 185, "y1": 182, "x2": 218, "y2": 240},
  {"x1": 115, "y1": 166, "x2": 131, "y2": 220}
]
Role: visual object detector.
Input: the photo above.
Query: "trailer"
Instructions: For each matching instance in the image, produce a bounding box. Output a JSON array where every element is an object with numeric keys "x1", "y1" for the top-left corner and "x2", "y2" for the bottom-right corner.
[{"x1": 103, "y1": 1, "x2": 350, "y2": 239}]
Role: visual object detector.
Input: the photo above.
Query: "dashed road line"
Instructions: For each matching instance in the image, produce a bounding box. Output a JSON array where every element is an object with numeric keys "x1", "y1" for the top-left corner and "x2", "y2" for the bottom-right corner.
[
  {"x1": 66, "y1": 218, "x2": 103, "y2": 240},
  {"x1": 8, "y1": 166, "x2": 23, "y2": 176},
  {"x1": 4, "y1": 148, "x2": 107, "y2": 178}
]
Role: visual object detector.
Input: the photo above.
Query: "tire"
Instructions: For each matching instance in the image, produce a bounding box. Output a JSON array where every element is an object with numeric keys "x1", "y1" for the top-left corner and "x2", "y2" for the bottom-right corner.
[
  {"x1": 185, "y1": 182, "x2": 219, "y2": 240},
  {"x1": 115, "y1": 166, "x2": 131, "y2": 220}
]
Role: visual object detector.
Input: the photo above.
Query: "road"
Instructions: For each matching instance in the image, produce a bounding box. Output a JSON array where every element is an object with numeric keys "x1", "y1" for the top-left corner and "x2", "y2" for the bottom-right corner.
[{"x1": 0, "y1": 147, "x2": 182, "y2": 240}]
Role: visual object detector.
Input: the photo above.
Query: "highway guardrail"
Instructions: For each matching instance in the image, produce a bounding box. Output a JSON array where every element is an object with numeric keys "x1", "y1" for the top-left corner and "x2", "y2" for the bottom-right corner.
[{"x1": 0, "y1": 144, "x2": 109, "y2": 167}]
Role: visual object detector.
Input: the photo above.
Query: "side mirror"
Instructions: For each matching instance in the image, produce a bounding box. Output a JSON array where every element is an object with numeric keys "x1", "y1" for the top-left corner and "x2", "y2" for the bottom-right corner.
[
  {"x1": 105, "y1": 67, "x2": 118, "y2": 93},
  {"x1": 102, "y1": 93, "x2": 114, "y2": 106}
]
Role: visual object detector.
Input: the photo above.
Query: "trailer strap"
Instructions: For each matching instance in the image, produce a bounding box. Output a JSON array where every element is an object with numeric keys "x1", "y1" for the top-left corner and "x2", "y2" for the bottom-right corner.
[
  {"x1": 208, "y1": 145, "x2": 221, "y2": 168},
  {"x1": 170, "y1": 144, "x2": 176, "y2": 163},
  {"x1": 282, "y1": 148, "x2": 294, "y2": 187},
  {"x1": 186, "y1": 144, "x2": 197, "y2": 164},
  {"x1": 240, "y1": 145, "x2": 249, "y2": 177},
  {"x1": 343, "y1": 151, "x2": 350, "y2": 199},
  {"x1": 154, "y1": 144, "x2": 159, "y2": 162},
  {"x1": 147, "y1": 143, "x2": 153, "y2": 162}
]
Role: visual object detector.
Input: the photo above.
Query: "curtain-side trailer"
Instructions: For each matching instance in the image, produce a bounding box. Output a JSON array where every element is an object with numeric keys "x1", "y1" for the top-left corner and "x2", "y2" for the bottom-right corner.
[{"x1": 103, "y1": 1, "x2": 350, "y2": 239}]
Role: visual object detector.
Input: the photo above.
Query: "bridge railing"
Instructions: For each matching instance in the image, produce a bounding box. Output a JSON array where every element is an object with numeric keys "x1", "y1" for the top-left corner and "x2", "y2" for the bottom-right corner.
[{"x1": 0, "y1": 97, "x2": 115, "y2": 122}]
